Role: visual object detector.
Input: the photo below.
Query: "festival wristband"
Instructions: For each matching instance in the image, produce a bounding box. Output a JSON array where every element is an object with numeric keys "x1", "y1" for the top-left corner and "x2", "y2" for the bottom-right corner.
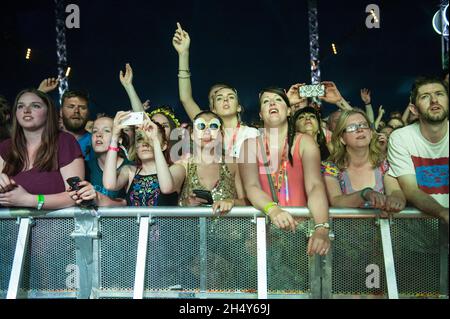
[
  {"x1": 108, "y1": 146, "x2": 120, "y2": 152},
  {"x1": 37, "y1": 194, "x2": 45, "y2": 210},
  {"x1": 263, "y1": 202, "x2": 278, "y2": 216}
]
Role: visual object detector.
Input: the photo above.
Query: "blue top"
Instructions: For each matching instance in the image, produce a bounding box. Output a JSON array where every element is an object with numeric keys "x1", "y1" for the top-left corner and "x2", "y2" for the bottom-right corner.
[
  {"x1": 77, "y1": 132, "x2": 92, "y2": 160},
  {"x1": 85, "y1": 155, "x2": 132, "y2": 199}
]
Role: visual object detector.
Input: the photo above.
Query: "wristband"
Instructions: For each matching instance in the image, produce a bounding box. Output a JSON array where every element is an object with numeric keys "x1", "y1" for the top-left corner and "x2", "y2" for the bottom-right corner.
[
  {"x1": 360, "y1": 187, "x2": 373, "y2": 201},
  {"x1": 37, "y1": 194, "x2": 45, "y2": 210},
  {"x1": 263, "y1": 202, "x2": 278, "y2": 216},
  {"x1": 314, "y1": 222, "x2": 330, "y2": 230},
  {"x1": 108, "y1": 146, "x2": 120, "y2": 152}
]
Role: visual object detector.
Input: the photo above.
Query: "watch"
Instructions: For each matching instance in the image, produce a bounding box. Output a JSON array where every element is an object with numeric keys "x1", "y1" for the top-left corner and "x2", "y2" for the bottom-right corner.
[{"x1": 314, "y1": 222, "x2": 330, "y2": 230}]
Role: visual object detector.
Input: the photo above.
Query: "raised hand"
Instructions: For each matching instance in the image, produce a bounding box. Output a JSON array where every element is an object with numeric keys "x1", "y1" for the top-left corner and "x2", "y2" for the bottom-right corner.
[
  {"x1": 378, "y1": 105, "x2": 385, "y2": 116},
  {"x1": 141, "y1": 115, "x2": 162, "y2": 142},
  {"x1": 112, "y1": 111, "x2": 132, "y2": 139},
  {"x1": 38, "y1": 77, "x2": 59, "y2": 93},
  {"x1": 142, "y1": 100, "x2": 151, "y2": 111},
  {"x1": 119, "y1": 63, "x2": 134, "y2": 88},
  {"x1": 319, "y1": 81, "x2": 343, "y2": 105},
  {"x1": 172, "y1": 22, "x2": 191, "y2": 55},
  {"x1": 285, "y1": 83, "x2": 307, "y2": 108},
  {"x1": 360, "y1": 88, "x2": 371, "y2": 105}
]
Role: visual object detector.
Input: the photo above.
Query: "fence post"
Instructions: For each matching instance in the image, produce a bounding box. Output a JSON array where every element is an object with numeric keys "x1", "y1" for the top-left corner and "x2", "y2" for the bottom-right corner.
[
  {"x1": 439, "y1": 218, "x2": 449, "y2": 297},
  {"x1": 379, "y1": 218, "x2": 399, "y2": 299},
  {"x1": 7, "y1": 217, "x2": 32, "y2": 299}
]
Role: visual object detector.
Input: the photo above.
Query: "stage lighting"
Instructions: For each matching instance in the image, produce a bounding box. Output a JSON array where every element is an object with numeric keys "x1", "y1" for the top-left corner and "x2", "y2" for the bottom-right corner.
[
  {"x1": 65, "y1": 66, "x2": 71, "y2": 77},
  {"x1": 332, "y1": 43, "x2": 337, "y2": 55},
  {"x1": 25, "y1": 48, "x2": 31, "y2": 60},
  {"x1": 432, "y1": 5, "x2": 449, "y2": 36},
  {"x1": 370, "y1": 9, "x2": 379, "y2": 23}
]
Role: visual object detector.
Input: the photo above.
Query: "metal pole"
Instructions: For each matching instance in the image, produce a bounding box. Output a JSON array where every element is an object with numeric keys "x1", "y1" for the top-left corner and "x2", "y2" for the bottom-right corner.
[
  {"x1": 55, "y1": 0, "x2": 69, "y2": 102},
  {"x1": 133, "y1": 217, "x2": 150, "y2": 299},
  {"x1": 379, "y1": 219, "x2": 399, "y2": 299},
  {"x1": 256, "y1": 217, "x2": 268, "y2": 299}
]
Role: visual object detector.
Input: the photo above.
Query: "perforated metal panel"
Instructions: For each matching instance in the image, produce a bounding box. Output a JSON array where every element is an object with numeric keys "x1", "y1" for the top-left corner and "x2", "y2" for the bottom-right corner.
[
  {"x1": 204, "y1": 217, "x2": 257, "y2": 292},
  {"x1": 267, "y1": 221, "x2": 310, "y2": 294},
  {"x1": 21, "y1": 218, "x2": 77, "y2": 293},
  {"x1": 391, "y1": 219, "x2": 441, "y2": 296},
  {"x1": 332, "y1": 218, "x2": 387, "y2": 296},
  {"x1": 145, "y1": 217, "x2": 200, "y2": 291},
  {"x1": 99, "y1": 217, "x2": 138, "y2": 290},
  {"x1": 0, "y1": 219, "x2": 19, "y2": 297}
]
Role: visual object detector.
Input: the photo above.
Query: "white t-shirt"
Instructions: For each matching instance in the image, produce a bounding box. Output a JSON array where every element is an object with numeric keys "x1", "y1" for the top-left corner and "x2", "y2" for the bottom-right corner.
[
  {"x1": 387, "y1": 121, "x2": 449, "y2": 208},
  {"x1": 224, "y1": 125, "x2": 260, "y2": 158}
]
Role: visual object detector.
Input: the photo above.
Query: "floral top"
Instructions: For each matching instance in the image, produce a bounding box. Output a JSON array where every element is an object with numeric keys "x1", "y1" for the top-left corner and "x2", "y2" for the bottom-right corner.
[{"x1": 321, "y1": 159, "x2": 390, "y2": 208}]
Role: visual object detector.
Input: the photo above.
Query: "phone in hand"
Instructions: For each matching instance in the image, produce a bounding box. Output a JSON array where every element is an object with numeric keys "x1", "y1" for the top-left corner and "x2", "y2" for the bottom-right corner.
[
  {"x1": 122, "y1": 112, "x2": 144, "y2": 126},
  {"x1": 66, "y1": 176, "x2": 96, "y2": 208},
  {"x1": 299, "y1": 84, "x2": 325, "y2": 98},
  {"x1": 193, "y1": 189, "x2": 214, "y2": 205}
]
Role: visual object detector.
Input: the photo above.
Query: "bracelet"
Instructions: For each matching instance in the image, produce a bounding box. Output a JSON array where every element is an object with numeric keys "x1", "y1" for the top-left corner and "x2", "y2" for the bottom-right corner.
[
  {"x1": 178, "y1": 69, "x2": 190, "y2": 73},
  {"x1": 108, "y1": 146, "x2": 120, "y2": 152},
  {"x1": 314, "y1": 222, "x2": 330, "y2": 230},
  {"x1": 37, "y1": 194, "x2": 45, "y2": 210},
  {"x1": 177, "y1": 74, "x2": 191, "y2": 79},
  {"x1": 360, "y1": 187, "x2": 373, "y2": 201},
  {"x1": 263, "y1": 202, "x2": 278, "y2": 216}
]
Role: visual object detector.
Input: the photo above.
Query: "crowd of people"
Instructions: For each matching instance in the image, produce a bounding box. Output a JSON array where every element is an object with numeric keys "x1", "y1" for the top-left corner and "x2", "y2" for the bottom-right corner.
[{"x1": 0, "y1": 23, "x2": 448, "y2": 258}]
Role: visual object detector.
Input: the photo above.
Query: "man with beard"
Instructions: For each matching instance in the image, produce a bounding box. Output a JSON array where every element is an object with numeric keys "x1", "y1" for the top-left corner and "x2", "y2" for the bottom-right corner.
[
  {"x1": 60, "y1": 90, "x2": 92, "y2": 159},
  {"x1": 387, "y1": 76, "x2": 449, "y2": 223}
]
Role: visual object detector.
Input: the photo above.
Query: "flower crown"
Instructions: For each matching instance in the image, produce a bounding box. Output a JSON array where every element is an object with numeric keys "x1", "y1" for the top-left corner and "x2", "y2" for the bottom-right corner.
[{"x1": 147, "y1": 106, "x2": 181, "y2": 128}]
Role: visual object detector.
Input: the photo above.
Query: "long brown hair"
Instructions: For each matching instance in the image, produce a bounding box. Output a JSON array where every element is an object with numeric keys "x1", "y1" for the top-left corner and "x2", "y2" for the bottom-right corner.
[
  {"x1": 3, "y1": 89, "x2": 59, "y2": 175},
  {"x1": 329, "y1": 110, "x2": 384, "y2": 170}
]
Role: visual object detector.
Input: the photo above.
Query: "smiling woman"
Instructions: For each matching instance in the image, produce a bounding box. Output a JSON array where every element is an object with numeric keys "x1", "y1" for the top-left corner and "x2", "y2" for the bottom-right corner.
[{"x1": 0, "y1": 89, "x2": 94, "y2": 210}]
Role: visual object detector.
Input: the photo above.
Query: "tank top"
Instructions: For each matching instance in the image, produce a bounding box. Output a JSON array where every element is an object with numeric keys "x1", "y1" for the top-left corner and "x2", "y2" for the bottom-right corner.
[
  {"x1": 179, "y1": 159, "x2": 237, "y2": 206},
  {"x1": 258, "y1": 134, "x2": 307, "y2": 206}
]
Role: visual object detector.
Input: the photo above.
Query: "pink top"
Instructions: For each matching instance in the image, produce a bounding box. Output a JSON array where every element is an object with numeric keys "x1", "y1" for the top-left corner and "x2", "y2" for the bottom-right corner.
[{"x1": 258, "y1": 134, "x2": 307, "y2": 206}]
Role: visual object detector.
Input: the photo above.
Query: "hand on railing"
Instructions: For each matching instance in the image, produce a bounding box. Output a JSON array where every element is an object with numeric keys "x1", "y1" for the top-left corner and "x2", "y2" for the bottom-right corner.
[
  {"x1": 267, "y1": 206, "x2": 299, "y2": 232},
  {"x1": 212, "y1": 199, "x2": 235, "y2": 215}
]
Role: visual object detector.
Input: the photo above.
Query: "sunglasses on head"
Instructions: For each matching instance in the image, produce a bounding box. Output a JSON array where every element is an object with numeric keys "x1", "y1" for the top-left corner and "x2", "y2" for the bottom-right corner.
[
  {"x1": 344, "y1": 122, "x2": 370, "y2": 133},
  {"x1": 193, "y1": 118, "x2": 221, "y2": 131}
]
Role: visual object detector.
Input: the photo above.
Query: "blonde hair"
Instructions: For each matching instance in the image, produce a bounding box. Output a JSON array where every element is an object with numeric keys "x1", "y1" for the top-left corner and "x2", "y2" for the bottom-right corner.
[{"x1": 329, "y1": 110, "x2": 384, "y2": 170}]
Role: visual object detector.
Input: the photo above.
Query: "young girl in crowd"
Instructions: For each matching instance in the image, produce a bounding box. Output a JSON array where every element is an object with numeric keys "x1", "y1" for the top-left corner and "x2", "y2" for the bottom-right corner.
[
  {"x1": 0, "y1": 89, "x2": 98, "y2": 209},
  {"x1": 85, "y1": 115, "x2": 133, "y2": 206},
  {"x1": 322, "y1": 110, "x2": 406, "y2": 214},
  {"x1": 103, "y1": 111, "x2": 178, "y2": 206},
  {"x1": 172, "y1": 23, "x2": 259, "y2": 158},
  {"x1": 238, "y1": 87, "x2": 331, "y2": 256}
]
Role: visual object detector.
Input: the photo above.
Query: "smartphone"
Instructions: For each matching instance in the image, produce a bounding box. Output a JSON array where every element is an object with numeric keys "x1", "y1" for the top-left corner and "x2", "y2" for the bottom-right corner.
[
  {"x1": 193, "y1": 189, "x2": 214, "y2": 205},
  {"x1": 66, "y1": 176, "x2": 96, "y2": 208},
  {"x1": 122, "y1": 112, "x2": 144, "y2": 126},
  {"x1": 299, "y1": 84, "x2": 325, "y2": 98}
]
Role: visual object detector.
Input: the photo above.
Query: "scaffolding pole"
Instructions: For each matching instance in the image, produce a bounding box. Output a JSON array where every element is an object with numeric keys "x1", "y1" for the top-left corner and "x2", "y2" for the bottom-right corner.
[{"x1": 55, "y1": 0, "x2": 69, "y2": 103}]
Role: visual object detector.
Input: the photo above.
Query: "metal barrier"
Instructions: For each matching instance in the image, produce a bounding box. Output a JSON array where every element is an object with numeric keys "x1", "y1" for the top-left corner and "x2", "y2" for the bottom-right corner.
[{"x1": 0, "y1": 207, "x2": 448, "y2": 299}]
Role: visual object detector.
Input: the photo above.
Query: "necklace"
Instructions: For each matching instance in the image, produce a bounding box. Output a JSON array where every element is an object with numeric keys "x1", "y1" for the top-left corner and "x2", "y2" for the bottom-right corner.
[{"x1": 264, "y1": 133, "x2": 289, "y2": 202}]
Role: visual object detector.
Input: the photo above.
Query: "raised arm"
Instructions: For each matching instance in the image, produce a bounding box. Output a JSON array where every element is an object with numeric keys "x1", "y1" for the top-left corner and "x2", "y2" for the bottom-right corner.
[
  {"x1": 360, "y1": 88, "x2": 375, "y2": 123},
  {"x1": 374, "y1": 105, "x2": 385, "y2": 130},
  {"x1": 172, "y1": 22, "x2": 202, "y2": 121},
  {"x1": 320, "y1": 81, "x2": 353, "y2": 111},
  {"x1": 103, "y1": 111, "x2": 133, "y2": 191},
  {"x1": 119, "y1": 63, "x2": 145, "y2": 112}
]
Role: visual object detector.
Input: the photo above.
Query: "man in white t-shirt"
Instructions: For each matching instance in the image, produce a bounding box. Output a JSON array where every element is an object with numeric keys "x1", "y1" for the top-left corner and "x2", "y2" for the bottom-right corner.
[{"x1": 387, "y1": 76, "x2": 449, "y2": 224}]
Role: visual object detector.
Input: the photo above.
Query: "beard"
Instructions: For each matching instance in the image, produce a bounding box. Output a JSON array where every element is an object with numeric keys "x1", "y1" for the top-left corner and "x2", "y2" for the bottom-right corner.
[
  {"x1": 62, "y1": 116, "x2": 88, "y2": 132},
  {"x1": 419, "y1": 105, "x2": 449, "y2": 124}
]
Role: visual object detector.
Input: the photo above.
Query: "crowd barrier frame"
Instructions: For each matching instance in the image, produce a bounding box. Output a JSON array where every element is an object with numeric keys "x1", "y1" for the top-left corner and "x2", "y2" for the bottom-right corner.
[{"x1": 0, "y1": 207, "x2": 448, "y2": 299}]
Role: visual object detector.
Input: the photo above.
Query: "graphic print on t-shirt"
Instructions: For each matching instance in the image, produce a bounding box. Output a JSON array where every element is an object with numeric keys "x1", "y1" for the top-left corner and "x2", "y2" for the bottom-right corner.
[{"x1": 412, "y1": 156, "x2": 449, "y2": 195}]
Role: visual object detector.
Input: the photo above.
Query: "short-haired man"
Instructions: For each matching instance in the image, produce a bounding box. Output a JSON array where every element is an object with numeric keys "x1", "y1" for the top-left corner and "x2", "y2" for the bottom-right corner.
[
  {"x1": 387, "y1": 76, "x2": 449, "y2": 223},
  {"x1": 60, "y1": 90, "x2": 92, "y2": 159}
]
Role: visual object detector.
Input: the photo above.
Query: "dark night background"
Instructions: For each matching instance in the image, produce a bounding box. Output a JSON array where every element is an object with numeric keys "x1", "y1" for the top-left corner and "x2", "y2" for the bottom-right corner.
[{"x1": 0, "y1": 0, "x2": 445, "y2": 123}]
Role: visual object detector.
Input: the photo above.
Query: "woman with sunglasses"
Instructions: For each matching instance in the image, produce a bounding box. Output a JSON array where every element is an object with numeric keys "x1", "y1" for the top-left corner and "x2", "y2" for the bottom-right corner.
[
  {"x1": 239, "y1": 87, "x2": 330, "y2": 256},
  {"x1": 172, "y1": 23, "x2": 258, "y2": 158},
  {"x1": 161, "y1": 111, "x2": 246, "y2": 214},
  {"x1": 103, "y1": 111, "x2": 178, "y2": 206},
  {"x1": 322, "y1": 110, "x2": 405, "y2": 214}
]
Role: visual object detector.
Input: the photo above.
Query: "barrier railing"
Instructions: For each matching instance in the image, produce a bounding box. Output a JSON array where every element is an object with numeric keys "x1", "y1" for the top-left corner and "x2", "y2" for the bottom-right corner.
[{"x1": 0, "y1": 207, "x2": 448, "y2": 299}]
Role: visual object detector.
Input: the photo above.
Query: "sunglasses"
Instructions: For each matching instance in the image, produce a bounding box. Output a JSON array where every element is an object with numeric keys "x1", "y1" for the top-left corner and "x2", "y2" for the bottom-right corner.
[
  {"x1": 344, "y1": 122, "x2": 370, "y2": 133},
  {"x1": 193, "y1": 118, "x2": 221, "y2": 131}
]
